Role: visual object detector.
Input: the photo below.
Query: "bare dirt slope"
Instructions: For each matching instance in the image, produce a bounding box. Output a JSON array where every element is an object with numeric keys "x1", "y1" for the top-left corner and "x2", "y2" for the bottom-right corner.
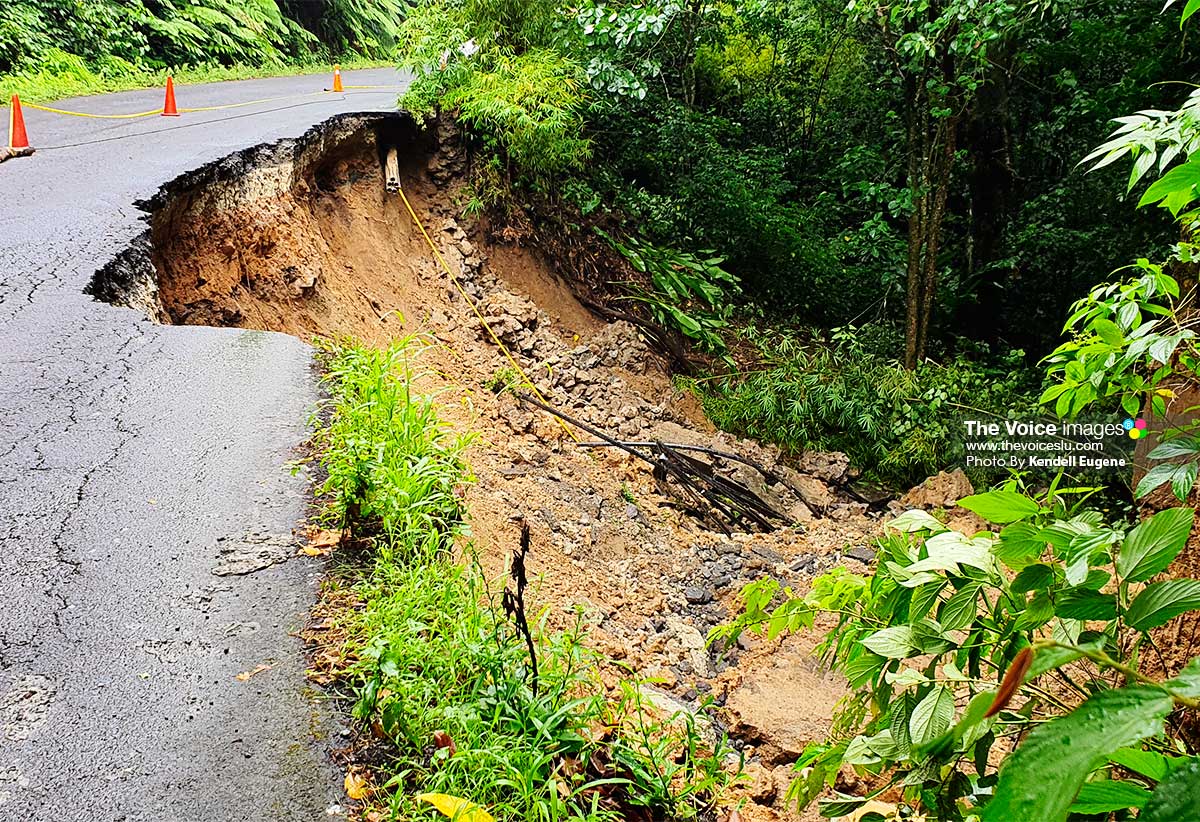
[{"x1": 102, "y1": 113, "x2": 888, "y2": 819}]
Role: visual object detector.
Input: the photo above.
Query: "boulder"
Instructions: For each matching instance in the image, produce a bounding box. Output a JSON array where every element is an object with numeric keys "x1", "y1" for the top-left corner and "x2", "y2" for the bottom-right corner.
[{"x1": 901, "y1": 468, "x2": 974, "y2": 509}]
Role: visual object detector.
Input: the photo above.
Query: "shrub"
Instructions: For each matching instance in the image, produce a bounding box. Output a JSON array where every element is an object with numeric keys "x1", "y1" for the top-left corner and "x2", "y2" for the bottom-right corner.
[
  {"x1": 688, "y1": 323, "x2": 1040, "y2": 487},
  {"x1": 714, "y1": 482, "x2": 1200, "y2": 821}
]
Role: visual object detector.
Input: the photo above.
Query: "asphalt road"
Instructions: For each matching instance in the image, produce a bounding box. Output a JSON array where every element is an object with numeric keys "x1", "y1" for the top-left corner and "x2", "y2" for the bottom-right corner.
[{"x1": 0, "y1": 69, "x2": 406, "y2": 821}]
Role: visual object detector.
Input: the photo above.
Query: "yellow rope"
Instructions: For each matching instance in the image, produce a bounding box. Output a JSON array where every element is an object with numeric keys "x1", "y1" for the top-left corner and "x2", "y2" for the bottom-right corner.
[
  {"x1": 17, "y1": 86, "x2": 403, "y2": 119},
  {"x1": 22, "y1": 102, "x2": 162, "y2": 119},
  {"x1": 394, "y1": 183, "x2": 579, "y2": 443},
  {"x1": 179, "y1": 91, "x2": 327, "y2": 113}
]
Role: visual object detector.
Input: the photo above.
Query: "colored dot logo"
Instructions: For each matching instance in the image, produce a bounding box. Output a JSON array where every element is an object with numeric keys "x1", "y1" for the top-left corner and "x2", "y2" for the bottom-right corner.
[{"x1": 1123, "y1": 417, "x2": 1148, "y2": 439}]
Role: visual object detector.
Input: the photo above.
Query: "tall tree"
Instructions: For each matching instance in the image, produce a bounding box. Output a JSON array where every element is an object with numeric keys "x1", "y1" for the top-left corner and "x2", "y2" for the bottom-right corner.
[{"x1": 851, "y1": 0, "x2": 1049, "y2": 367}]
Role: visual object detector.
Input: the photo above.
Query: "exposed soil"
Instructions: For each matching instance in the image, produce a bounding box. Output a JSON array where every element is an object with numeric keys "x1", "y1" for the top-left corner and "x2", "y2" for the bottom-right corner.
[{"x1": 90, "y1": 112, "x2": 898, "y2": 820}]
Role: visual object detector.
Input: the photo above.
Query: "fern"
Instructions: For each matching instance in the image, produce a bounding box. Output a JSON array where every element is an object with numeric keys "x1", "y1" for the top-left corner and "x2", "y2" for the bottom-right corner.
[{"x1": 690, "y1": 324, "x2": 1040, "y2": 487}]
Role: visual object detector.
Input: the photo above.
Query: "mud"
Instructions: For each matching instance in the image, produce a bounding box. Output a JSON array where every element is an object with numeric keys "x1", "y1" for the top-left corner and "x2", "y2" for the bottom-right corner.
[{"x1": 88, "y1": 112, "x2": 892, "y2": 820}]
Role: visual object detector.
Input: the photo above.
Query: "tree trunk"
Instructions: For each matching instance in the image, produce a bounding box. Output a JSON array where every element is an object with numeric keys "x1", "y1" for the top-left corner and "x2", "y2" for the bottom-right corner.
[
  {"x1": 904, "y1": 79, "x2": 927, "y2": 370},
  {"x1": 915, "y1": 117, "x2": 957, "y2": 363}
]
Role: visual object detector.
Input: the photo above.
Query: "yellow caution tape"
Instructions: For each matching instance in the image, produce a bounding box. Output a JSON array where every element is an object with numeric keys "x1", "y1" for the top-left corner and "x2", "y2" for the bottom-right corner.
[{"x1": 395, "y1": 183, "x2": 580, "y2": 443}]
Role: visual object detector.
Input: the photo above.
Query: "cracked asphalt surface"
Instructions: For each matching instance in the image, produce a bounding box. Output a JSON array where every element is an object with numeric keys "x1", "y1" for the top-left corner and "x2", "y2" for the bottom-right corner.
[{"x1": 0, "y1": 69, "x2": 406, "y2": 821}]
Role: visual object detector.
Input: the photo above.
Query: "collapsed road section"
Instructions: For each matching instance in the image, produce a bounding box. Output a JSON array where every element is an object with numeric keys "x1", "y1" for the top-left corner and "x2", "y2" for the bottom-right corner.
[{"x1": 77, "y1": 101, "x2": 901, "y2": 818}]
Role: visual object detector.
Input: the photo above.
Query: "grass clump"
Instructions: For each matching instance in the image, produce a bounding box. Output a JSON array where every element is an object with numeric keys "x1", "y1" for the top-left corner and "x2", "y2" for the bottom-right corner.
[{"x1": 313, "y1": 338, "x2": 734, "y2": 821}]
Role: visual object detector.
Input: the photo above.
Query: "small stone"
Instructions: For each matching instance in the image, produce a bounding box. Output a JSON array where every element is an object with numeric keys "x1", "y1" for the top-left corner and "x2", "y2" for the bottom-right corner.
[{"x1": 684, "y1": 587, "x2": 712, "y2": 605}]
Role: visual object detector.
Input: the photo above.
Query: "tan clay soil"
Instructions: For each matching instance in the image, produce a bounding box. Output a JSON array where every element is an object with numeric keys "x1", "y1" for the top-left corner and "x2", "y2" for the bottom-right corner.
[{"x1": 145, "y1": 120, "x2": 891, "y2": 819}]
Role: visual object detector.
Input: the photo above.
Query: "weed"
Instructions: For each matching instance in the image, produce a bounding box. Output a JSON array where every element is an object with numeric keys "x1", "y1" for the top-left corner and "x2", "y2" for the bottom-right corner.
[
  {"x1": 619, "y1": 482, "x2": 637, "y2": 505},
  {"x1": 597, "y1": 228, "x2": 739, "y2": 360},
  {"x1": 484, "y1": 365, "x2": 522, "y2": 395}
]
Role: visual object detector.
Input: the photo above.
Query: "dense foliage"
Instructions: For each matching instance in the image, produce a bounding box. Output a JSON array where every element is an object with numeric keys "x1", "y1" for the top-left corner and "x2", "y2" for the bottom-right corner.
[
  {"x1": 0, "y1": 0, "x2": 402, "y2": 82},
  {"x1": 689, "y1": 322, "x2": 1038, "y2": 486},
  {"x1": 397, "y1": 0, "x2": 1191, "y2": 359}
]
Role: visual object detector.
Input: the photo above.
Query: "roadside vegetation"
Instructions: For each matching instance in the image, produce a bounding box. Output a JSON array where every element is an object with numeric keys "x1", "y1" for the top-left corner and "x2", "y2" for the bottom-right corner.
[
  {"x1": 710, "y1": 1, "x2": 1200, "y2": 816},
  {"x1": 0, "y1": 0, "x2": 400, "y2": 103},
  {"x1": 311, "y1": 339, "x2": 735, "y2": 821}
]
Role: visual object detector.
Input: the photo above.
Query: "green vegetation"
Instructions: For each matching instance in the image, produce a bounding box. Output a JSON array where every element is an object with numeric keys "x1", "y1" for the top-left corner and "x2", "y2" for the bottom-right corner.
[
  {"x1": 395, "y1": 0, "x2": 1183, "y2": 355},
  {"x1": 0, "y1": 0, "x2": 400, "y2": 103},
  {"x1": 597, "y1": 229, "x2": 739, "y2": 360},
  {"x1": 714, "y1": 483, "x2": 1200, "y2": 820},
  {"x1": 0, "y1": 51, "x2": 389, "y2": 106},
  {"x1": 688, "y1": 323, "x2": 1038, "y2": 487},
  {"x1": 313, "y1": 339, "x2": 733, "y2": 821}
]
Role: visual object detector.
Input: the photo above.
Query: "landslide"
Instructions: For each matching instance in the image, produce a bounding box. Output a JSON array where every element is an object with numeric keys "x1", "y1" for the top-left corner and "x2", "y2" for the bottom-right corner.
[{"x1": 89, "y1": 111, "x2": 895, "y2": 821}]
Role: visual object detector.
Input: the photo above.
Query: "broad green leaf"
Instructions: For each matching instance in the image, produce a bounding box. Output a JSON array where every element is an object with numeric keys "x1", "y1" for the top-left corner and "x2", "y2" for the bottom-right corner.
[
  {"x1": 1116, "y1": 508, "x2": 1195, "y2": 582},
  {"x1": 905, "y1": 531, "x2": 997, "y2": 578},
  {"x1": 939, "y1": 584, "x2": 980, "y2": 631},
  {"x1": 1069, "y1": 780, "x2": 1152, "y2": 814},
  {"x1": 1126, "y1": 579, "x2": 1200, "y2": 630},
  {"x1": 909, "y1": 685, "x2": 955, "y2": 747},
  {"x1": 1146, "y1": 436, "x2": 1200, "y2": 459},
  {"x1": 912, "y1": 618, "x2": 954, "y2": 655},
  {"x1": 910, "y1": 581, "x2": 946, "y2": 621},
  {"x1": 818, "y1": 796, "x2": 870, "y2": 818},
  {"x1": 889, "y1": 692, "x2": 916, "y2": 759},
  {"x1": 843, "y1": 731, "x2": 895, "y2": 765},
  {"x1": 1139, "y1": 759, "x2": 1200, "y2": 822},
  {"x1": 1109, "y1": 747, "x2": 1170, "y2": 782},
  {"x1": 957, "y1": 490, "x2": 1040, "y2": 524},
  {"x1": 1139, "y1": 156, "x2": 1200, "y2": 215},
  {"x1": 1171, "y1": 462, "x2": 1200, "y2": 500},
  {"x1": 1092, "y1": 318, "x2": 1125, "y2": 346},
  {"x1": 1055, "y1": 588, "x2": 1117, "y2": 621},
  {"x1": 982, "y1": 686, "x2": 1174, "y2": 822},
  {"x1": 1015, "y1": 590, "x2": 1055, "y2": 631},
  {"x1": 862, "y1": 626, "x2": 918, "y2": 658},
  {"x1": 888, "y1": 509, "x2": 947, "y2": 533},
  {"x1": 884, "y1": 667, "x2": 928, "y2": 689},
  {"x1": 1011, "y1": 563, "x2": 1055, "y2": 593},
  {"x1": 843, "y1": 653, "x2": 886, "y2": 689},
  {"x1": 994, "y1": 522, "x2": 1046, "y2": 570}
]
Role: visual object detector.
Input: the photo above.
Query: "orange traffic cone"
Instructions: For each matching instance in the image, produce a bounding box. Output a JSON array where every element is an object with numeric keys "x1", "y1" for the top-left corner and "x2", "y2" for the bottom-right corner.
[
  {"x1": 332, "y1": 64, "x2": 344, "y2": 93},
  {"x1": 162, "y1": 76, "x2": 179, "y2": 116},
  {"x1": 8, "y1": 94, "x2": 30, "y2": 149}
]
